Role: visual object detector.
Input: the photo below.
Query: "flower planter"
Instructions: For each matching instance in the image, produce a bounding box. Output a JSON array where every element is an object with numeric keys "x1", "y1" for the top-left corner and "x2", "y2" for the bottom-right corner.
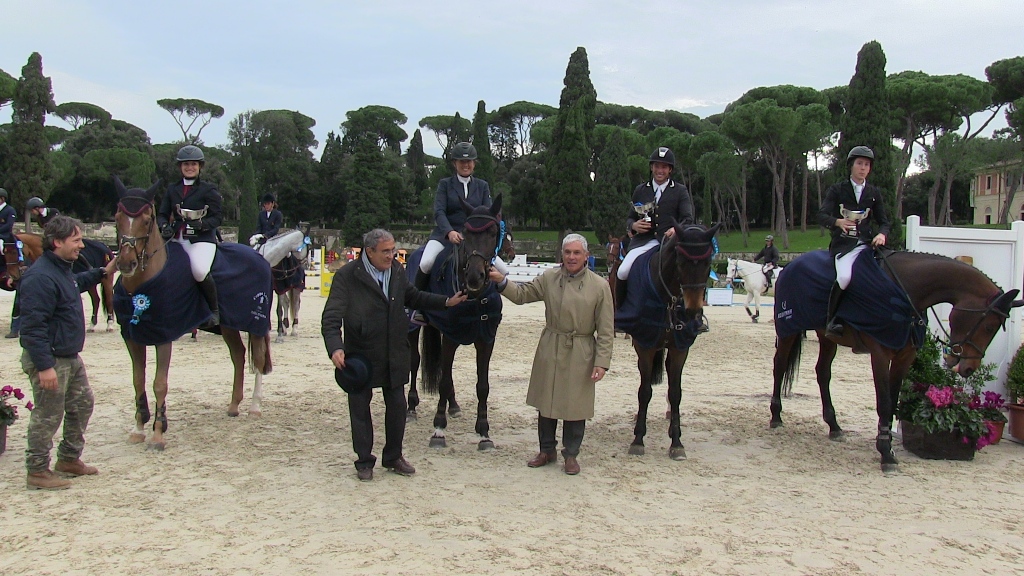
[
  {"x1": 1008, "y1": 404, "x2": 1024, "y2": 441},
  {"x1": 986, "y1": 420, "x2": 1005, "y2": 445},
  {"x1": 0, "y1": 424, "x2": 7, "y2": 456},
  {"x1": 900, "y1": 421, "x2": 975, "y2": 460}
]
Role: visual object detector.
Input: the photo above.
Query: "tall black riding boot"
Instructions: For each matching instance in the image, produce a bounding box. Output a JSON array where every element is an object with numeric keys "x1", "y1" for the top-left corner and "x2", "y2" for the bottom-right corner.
[
  {"x1": 199, "y1": 274, "x2": 220, "y2": 326},
  {"x1": 824, "y1": 283, "x2": 845, "y2": 340},
  {"x1": 614, "y1": 278, "x2": 628, "y2": 310}
]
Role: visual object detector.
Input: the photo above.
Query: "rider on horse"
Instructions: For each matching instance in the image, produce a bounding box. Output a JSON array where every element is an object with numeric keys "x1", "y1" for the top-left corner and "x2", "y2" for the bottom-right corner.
[
  {"x1": 253, "y1": 193, "x2": 283, "y2": 245},
  {"x1": 0, "y1": 188, "x2": 17, "y2": 257},
  {"x1": 817, "y1": 145, "x2": 891, "y2": 341},
  {"x1": 26, "y1": 196, "x2": 59, "y2": 229},
  {"x1": 615, "y1": 147, "x2": 695, "y2": 308},
  {"x1": 753, "y1": 235, "x2": 780, "y2": 290},
  {"x1": 156, "y1": 145, "x2": 223, "y2": 326}
]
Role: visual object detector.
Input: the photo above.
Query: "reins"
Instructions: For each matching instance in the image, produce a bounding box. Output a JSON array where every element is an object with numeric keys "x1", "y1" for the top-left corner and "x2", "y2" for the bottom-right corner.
[
  {"x1": 117, "y1": 200, "x2": 165, "y2": 272},
  {"x1": 655, "y1": 230, "x2": 713, "y2": 331}
]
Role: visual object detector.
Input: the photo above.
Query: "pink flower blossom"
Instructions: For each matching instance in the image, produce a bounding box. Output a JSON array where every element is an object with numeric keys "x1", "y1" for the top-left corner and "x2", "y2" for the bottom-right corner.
[
  {"x1": 983, "y1": 391, "x2": 1005, "y2": 410},
  {"x1": 1, "y1": 385, "x2": 12, "y2": 395},
  {"x1": 25, "y1": 401, "x2": 33, "y2": 411},
  {"x1": 926, "y1": 385, "x2": 955, "y2": 408},
  {"x1": 13, "y1": 389, "x2": 24, "y2": 401}
]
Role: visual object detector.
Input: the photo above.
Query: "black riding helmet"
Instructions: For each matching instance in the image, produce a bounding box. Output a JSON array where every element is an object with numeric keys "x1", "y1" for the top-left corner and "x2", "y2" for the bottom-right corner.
[
  {"x1": 26, "y1": 197, "x2": 45, "y2": 210},
  {"x1": 847, "y1": 145, "x2": 874, "y2": 167},
  {"x1": 176, "y1": 144, "x2": 205, "y2": 165},
  {"x1": 649, "y1": 146, "x2": 675, "y2": 167},
  {"x1": 0, "y1": 188, "x2": 7, "y2": 200},
  {"x1": 261, "y1": 193, "x2": 276, "y2": 204},
  {"x1": 450, "y1": 142, "x2": 478, "y2": 161}
]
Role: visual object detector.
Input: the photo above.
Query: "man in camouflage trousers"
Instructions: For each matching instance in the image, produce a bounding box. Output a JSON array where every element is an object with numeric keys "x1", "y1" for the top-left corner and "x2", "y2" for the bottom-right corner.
[{"x1": 20, "y1": 215, "x2": 116, "y2": 490}]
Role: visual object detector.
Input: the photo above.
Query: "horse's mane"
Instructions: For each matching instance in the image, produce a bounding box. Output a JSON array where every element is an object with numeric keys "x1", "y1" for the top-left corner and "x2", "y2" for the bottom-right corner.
[{"x1": 887, "y1": 250, "x2": 999, "y2": 289}]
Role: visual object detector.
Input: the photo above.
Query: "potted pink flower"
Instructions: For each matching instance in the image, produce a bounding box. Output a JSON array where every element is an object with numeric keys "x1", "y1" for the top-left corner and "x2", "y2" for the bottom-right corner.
[{"x1": 1, "y1": 384, "x2": 34, "y2": 455}]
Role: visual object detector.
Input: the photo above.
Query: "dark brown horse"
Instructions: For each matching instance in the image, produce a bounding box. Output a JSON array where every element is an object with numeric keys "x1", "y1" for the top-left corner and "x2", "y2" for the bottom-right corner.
[
  {"x1": 407, "y1": 196, "x2": 504, "y2": 450},
  {"x1": 770, "y1": 250, "x2": 1023, "y2": 473},
  {"x1": 113, "y1": 178, "x2": 272, "y2": 450},
  {"x1": 618, "y1": 223, "x2": 720, "y2": 459}
]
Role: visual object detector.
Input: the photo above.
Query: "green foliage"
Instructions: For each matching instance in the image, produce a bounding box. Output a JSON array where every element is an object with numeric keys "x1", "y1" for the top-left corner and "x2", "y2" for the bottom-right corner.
[
  {"x1": 489, "y1": 101, "x2": 557, "y2": 167},
  {"x1": 471, "y1": 100, "x2": 494, "y2": 184},
  {"x1": 986, "y1": 56, "x2": 1024, "y2": 136},
  {"x1": 1005, "y1": 343, "x2": 1024, "y2": 403},
  {"x1": 341, "y1": 140, "x2": 390, "y2": 245},
  {"x1": 157, "y1": 97, "x2": 224, "y2": 144},
  {"x1": 591, "y1": 129, "x2": 631, "y2": 241},
  {"x1": 897, "y1": 332, "x2": 1002, "y2": 446},
  {"x1": 340, "y1": 105, "x2": 408, "y2": 154},
  {"x1": 0, "y1": 68, "x2": 16, "y2": 109},
  {"x1": 238, "y1": 153, "x2": 259, "y2": 242},
  {"x1": 405, "y1": 129, "x2": 429, "y2": 204},
  {"x1": 505, "y1": 154, "x2": 546, "y2": 227},
  {"x1": 316, "y1": 131, "x2": 347, "y2": 227},
  {"x1": 419, "y1": 113, "x2": 471, "y2": 162},
  {"x1": 55, "y1": 101, "x2": 111, "y2": 129},
  {"x1": 3, "y1": 53, "x2": 55, "y2": 205}
]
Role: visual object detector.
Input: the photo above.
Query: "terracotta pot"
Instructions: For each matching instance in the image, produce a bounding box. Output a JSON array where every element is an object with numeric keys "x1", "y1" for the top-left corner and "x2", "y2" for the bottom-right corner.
[
  {"x1": 0, "y1": 424, "x2": 6, "y2": 456},
  {"x1": 900, "y1": 421, "x2": 975, "y2": 460},
  {"x1": 1008, "y1": 404, "x2": 1024, "y2": 441},
  {"x1": 985, "y1": 420, "x2": 1005, "y2": 444}
]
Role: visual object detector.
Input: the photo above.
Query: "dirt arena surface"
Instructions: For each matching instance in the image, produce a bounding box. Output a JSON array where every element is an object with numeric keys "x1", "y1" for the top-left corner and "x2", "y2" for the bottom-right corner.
[{"x1": 1, "y1": 283, "x2": 1023, "y2": 575}]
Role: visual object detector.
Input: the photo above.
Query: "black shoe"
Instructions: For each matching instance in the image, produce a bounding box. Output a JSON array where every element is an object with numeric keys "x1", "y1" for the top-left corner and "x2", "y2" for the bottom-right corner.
[
  {"x1": 824, "y1": 283, "x2": 845, "y2": 338},
  {"x1": 356, "y1": 468, "x2": 373, "y2": 482},
  {"x1": 4, "y1": 331, "x2": 17, "y2": 339}
]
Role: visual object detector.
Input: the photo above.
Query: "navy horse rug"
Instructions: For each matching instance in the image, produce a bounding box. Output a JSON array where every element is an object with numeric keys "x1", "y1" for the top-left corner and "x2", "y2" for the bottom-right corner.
[
  {"x1": 613, "y1": 248, "x2": 702, "y2": 351},
  {"x1": 774, "y1": 249, "x2": 925, "y2": 350},
  {"x1": 115, "y1": 242, "x2": 272, "y2": 345},
  {"x1": 71, "y1": 238, "x2": 114, "y2": 274},
  {"x1": 406, "y1": 245, "x2": 501, "y2": 345},
  {"x1": 273, "y1": 255, "x2": 306, "y2": 295}
]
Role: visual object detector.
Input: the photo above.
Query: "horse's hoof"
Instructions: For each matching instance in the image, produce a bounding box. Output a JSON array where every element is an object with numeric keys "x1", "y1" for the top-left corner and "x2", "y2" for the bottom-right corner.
[
  {"x1": 448, "y1": 408, "x2": 462, "y2": 418},
  {"x1": 670, "y1": 447, "x2": 687, "y2": 461},
  {"x1": 769, "y1": 421, "x2": 784, "y2": 429},
  {"x1": 248, "y1": 409, "x2": 262, "y2": 418},
  {"x1": 406, "y1": 410, "x2": 417, "y2": 423},
  {"x1": 628, "y1": 444, "x2": 645, "y2": 456},
  {"x1": 828, "y1": 430, "x2": 846, "y2": 441},
  {"x1": 128, "y1": 433, "x2": 146, "y2": 444},
  {"x1": 429, "y1": 436, "x2": 447, "y2": 448},
  {"x1": 146, "y1": 442, "x2": 166, "y2": 452},
  {"x1": 478, "y1": 439, "x2": 495, "y2": 451},
  {"x1": 274, "y1": 335, "x2": 285, "y2": 344},
  {"x1": 881, "y1": 462, "x2": 899, "y2": 476},
  {"x1": 227, "y1": 406, "x2": 240, "y2": 417},
  {"x1": 87, "y1": 326, "x2": 95, "y2": 333},
  {"x1": 752, "y1": 318, "x2": 759, "y2": 324}
]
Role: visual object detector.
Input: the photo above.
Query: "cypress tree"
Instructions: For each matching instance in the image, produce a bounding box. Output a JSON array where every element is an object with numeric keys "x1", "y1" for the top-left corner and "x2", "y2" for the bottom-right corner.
[
  {"x1": 544, "y1": 47, "x2": 597, "y2": 241},
  {"x1": 591, "y1": 129, "x2": 631, "y2": 243},
  {"x1": 471, "y1": 100, "x2": 495, "y2": 184},
  {"x1": 342, "y1": 139, "x2": 390, "y2": 245},
  {"x1": 838, "y1": 41, "x2": 900, "y2": 242},
  {"x1": 4, "y1": 52, "x2": 55, "y2": 204},
  {"x1": 237, "y1": 152, "x2": 259, "y2": 243}
]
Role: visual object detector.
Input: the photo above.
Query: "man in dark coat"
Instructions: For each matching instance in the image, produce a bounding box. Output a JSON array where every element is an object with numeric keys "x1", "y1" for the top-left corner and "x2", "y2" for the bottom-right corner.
[
  {"x1": 753, "y1": 235, "x2": 781, "y2": 289},
  {"x1": 321, "y1": 228, "x2": 466, "y2": 482},
  {"x1": 614, "y1": 147, "x2": 695, "y2": 307},
  {"x1": 817, "y1": 145, "x2": 891, "y2": 340},
  {"x1": 255, "y1": 193, "x2": 283, "y2": 241},
  {"x1": 20, "y1": 215, "x2": 117, "y2": 490}
]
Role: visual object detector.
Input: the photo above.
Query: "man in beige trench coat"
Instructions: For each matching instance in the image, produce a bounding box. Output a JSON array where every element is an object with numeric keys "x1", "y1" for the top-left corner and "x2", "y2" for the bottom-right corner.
[{"x1": 488, "y1": 233, "x2": 614, "y2": 475}]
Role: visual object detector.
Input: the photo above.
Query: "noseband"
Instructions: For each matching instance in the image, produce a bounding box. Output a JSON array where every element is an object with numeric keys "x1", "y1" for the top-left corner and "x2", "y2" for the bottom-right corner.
[
  {"x1": 117, "y1": 199, "x2": 160, "y2": 272},
  {"x1": 933, "y1": 294, "x2": 1010, "y2": 362}
]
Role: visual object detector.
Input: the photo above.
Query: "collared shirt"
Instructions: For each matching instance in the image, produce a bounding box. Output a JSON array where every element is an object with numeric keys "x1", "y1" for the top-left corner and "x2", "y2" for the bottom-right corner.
[
  {"x1": 654, "y1": 182, "x2": 666, "y2": 204},
  {"x1": 361, "y1": 253, "x2": 391, "y2": 295},
  {"x1": 457, "y1": 175, "x2": 471, "y2": 198},
  {"x1": 851, "y1": 178, "x2": 866, "y2": 203}
]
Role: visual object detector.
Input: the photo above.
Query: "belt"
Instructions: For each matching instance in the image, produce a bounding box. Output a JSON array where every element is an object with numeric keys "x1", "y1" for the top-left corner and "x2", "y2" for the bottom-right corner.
[{"x1": 546, "y1": 328, "x2": 590, "y2": 348}]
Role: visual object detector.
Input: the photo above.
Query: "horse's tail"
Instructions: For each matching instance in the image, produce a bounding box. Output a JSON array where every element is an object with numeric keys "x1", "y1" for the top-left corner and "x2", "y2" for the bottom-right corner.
[
  {"x1": 421, "y1": 324, "x2": 443, "y2": 395},
  {"x1": 652, "y1": 348, "x2": 666, "y2": 386},
  {"x1": 249, "y1": 333, "x2": 273, "y2": 375},
  {"x1": 781, "y1": 334, "x2": 802, "y2": 398}
]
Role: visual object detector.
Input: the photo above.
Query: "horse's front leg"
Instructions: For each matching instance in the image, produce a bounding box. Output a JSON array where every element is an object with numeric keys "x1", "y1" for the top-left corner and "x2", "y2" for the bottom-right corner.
[
  {"x1": 148, "y1": 343, "x2": 173, "y2": 451},
  {"x1": 275, "y1": 293, "x2": 286, "y2": 344},
  {"x1": 222, "y1": 328, "x2": 247, "y2": 417},
  {"x1": 87, "y1": 286, "x2": 100, "y2": 332},
  {"x1": 430, "y1": 338, "x2": 459, "y2": 448},
  {"x1": 666, "y1": 349, "x2": 689, "y2": 460},
  {"x1": 474, "y1": 339, "x2": 495, "y2": 451},
  {"x1": 869, "y1": 349, "x2": 899, "y2": 474},
  {"x1": 407, "y1": 328, "x2": 421, "y2": 422},
  {"x1": 289, "y1": 289, "x2": 300, "y2": 337},
  {"x1": 815, "y1": 336, "x2": 843, "y2": 440},
  {"x1": 103, "y1": 276, "x2": 116, "y2": 332},
  {"x1": 630, "y1": 349, "x2": 656, "y2": 455},
  {"x1": 124, "y1": 339, "x2": 149, "y2": 444}
]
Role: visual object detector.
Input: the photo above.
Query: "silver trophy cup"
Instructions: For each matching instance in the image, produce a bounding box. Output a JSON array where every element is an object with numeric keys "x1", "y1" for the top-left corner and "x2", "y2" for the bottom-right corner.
[
  {"x1": 839, "y1": 204, "x2": 870, "y2": 238},
  {"x1": 634, "y1": 200, "x2": 655, "y2": 223}
]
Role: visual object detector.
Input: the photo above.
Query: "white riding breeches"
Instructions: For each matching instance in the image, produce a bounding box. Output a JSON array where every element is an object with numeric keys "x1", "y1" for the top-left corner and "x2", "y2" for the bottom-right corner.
[
  {"x1": 420, "y1": 238, "x2": 508, "y2": 275},
  {"x1": 617, "y1": 238, "x2": 658, "y2": 280},
  {"x1": 174, "y1": 238, "x2": 217, "y2": 281},
  {"x1": 834, "y1": 243, "x2": 867, "y2": 290}
]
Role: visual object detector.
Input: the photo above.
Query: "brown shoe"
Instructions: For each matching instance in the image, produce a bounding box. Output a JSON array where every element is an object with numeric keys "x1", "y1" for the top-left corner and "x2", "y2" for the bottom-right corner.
[
  {"x1": 383, "y1": 457, "x2": 415, "y2": 476},
  {"x1": 55, "y1": 458, "x2": 99, "y2": 476},
  {"x1": 356, "y1": 468, "x2": 373, "y2": 482},
  {"x1": 527, "y1": 451, "x2": 557, "y2": 468},
  {"x1": 563, "y1": 456, "x2": 581, "y2": 475},
  {"x1": 27, "y1": 470, "x2": 72, "y2": 491}
]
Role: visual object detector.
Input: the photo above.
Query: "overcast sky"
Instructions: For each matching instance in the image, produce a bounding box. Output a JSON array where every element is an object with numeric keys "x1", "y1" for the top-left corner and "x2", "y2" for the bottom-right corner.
[{"x1": 1, "y1": 0, "x2": 1019, "y2": 158}]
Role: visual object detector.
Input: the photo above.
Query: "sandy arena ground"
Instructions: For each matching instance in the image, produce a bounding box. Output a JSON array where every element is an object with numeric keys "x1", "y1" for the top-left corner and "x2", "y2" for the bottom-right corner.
[{"x1": 1, "y1": 279, "x2": 1023, "y2": 576}]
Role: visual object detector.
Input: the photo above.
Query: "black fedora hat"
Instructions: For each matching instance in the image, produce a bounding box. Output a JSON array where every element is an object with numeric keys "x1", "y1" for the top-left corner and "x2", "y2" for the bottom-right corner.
[{"x1": 334, "y1": 353, "x2": 372, "y2": 394}]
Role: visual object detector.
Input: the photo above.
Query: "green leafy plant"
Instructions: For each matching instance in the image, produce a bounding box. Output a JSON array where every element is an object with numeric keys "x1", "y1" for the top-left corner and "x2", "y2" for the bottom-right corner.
[
  {"x1": 1005, "y1": 342, "x2": 1024, "y2": 404},
  {"x1": 1, "y1": 385, "x2": 33, "y2": 426},
  {"x1": 897, "y1": 332, "x2": 1003, "y2": 450}
]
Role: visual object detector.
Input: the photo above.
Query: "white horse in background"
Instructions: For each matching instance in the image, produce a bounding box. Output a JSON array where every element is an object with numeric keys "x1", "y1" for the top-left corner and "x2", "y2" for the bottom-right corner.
[
  {"x1": 251, "y1": 228, "x2": 311, "y2": 343},
  {"x1": 725, "y1": 258, "x2": 782, "y2": 323}
]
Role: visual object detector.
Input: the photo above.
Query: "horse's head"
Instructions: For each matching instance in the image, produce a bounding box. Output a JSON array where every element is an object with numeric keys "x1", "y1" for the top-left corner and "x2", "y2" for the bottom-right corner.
[
  {"x1": 944, "y1": 289, "x2": 1024, "y2": 377},
  {"x1": 2, "y1": 241, "x2": 24, "y2": 287},
  {"x1": 113, "y1": 175, "x2": 162, "y2": 278},
  {"x1": 663, "y1": 222, "x2": 721, "y2": 329},
  {"x1": 725, "y1": 258, "x2": 739, "y2": 284},
  {"x1": 458, "y1": 193, "x2": 503, "y2": 298}
]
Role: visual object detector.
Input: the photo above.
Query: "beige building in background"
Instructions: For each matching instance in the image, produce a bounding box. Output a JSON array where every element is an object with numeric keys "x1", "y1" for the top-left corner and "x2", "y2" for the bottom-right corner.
[{"x1": 972, "y1": 159, "x2": 1024, "y2": 224}]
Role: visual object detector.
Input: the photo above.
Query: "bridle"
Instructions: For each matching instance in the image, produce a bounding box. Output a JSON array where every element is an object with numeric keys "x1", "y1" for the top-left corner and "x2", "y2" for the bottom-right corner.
[
  {"x1": 451, "y1": 211, "x2": 502, "y2": 295},
  {"x1": 657, "y1": 229, "x2": 714, "y2": 331},
  {"x1": 117, "y1": 199, "x2": 162, "y2": 272}
]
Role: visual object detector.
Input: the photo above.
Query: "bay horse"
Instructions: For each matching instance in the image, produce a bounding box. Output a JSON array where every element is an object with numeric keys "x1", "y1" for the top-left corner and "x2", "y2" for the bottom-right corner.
[
  {"x1": 615, "y1": 223, "x2": 721, "y2": 459},
  {"x1": 407, "y1": 195, "x2": 504, "y2": 450},
  {"x1": 113, "y1": 177, "x2": 273, "y2": 450},
  {"x1": 252, "y1": 228, "x2": 310, "y2": 344},
  {"x1": 770, "y1": 249, "x2": 1023, "y2": 473},
  {"x1": 3, "y1": 233, "x2": 114, "y2": 332},
  {"x1": 725, "y1": 258, "x2": 782, "y2": 323}
]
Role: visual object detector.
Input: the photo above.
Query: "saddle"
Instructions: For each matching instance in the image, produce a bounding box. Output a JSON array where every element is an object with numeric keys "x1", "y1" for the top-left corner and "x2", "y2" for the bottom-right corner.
[{"x1": 613, "y1": 247, "x2": 702, "y2": 351}]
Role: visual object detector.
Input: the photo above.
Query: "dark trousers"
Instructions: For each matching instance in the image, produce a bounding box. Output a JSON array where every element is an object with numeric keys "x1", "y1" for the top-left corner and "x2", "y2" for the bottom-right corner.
[
  {"x1": 347, "y1": 385, "x2": 406, "y2": 470},
  {"x1": 538, "y1": 415, "x2": 586, "y2": 458}
]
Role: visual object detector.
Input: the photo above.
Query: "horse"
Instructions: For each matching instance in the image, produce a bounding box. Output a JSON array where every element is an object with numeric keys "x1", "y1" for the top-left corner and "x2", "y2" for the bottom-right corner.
[
  {"x1": 3, "y1": 233, "x2": 115, "y2": 332},
  {"x1": 605, "y1": 235, "x2": 631, "y2": 339},
  {"x1": 251, "y1": 228, "x2": 310, "y2": 344},
  {"x1": 406, "y1": 195, "x2": 505, "y2": 450},
  {"x1": 770, "y1": 248, "x2": 1023, "y2": 473},
  {"x1": 614, "y1": 223, "x2": 721, "y2": 459},
  {"x1": 113, "y1": 177, "x2": 273, "y2": 450},
  {"x1": 725, "y1": 258, "x2": 782, "y2": 323}
]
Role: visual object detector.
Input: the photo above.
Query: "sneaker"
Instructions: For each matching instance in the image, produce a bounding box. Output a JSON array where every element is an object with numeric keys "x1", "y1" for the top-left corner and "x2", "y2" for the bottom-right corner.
[{"x1": 27, "y1": 470, "x2": 72, "y2": 491}]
